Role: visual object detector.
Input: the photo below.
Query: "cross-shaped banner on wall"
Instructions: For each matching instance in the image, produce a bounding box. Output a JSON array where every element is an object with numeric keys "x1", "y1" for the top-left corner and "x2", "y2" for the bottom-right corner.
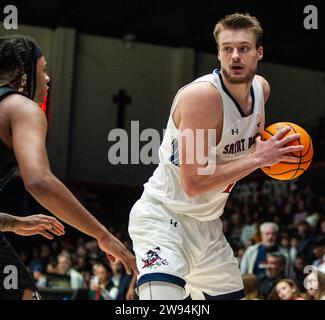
[{"x1": 112, "y1": 89, "x2": 132, "y2": 129}]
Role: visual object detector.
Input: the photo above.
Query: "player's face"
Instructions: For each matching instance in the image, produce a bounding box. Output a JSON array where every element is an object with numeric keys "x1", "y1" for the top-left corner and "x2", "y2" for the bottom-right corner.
[
  {"x1": 276, "y1": 282, "x2": 294, "y2": 300},
  {"x1": 218, "y1": 29, "x2": 263, "y2": 84},
  {"x1": 34, "y1": 56, "x2": 50, "y2": 104}
]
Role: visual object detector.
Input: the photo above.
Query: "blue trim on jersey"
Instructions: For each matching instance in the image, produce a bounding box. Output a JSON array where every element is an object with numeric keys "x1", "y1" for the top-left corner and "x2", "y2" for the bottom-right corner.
[
  {"x1": 203, "y1": 288, "x2": 245, "y2": 300},
  {"x1": 136, "y1": 273, "x2": 186, "y2": 289},
  {"x1": 169, "y1": 138, "x2": 180, "y2": 167},
  {"x1": 213, "y1": 69, "x2": 255, "y2": 118}
]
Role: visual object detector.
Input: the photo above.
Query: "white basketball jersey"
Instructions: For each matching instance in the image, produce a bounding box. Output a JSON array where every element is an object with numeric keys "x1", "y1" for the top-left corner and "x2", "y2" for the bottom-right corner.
[{"x1": 143, "y1": 69, "x2": 265, "y2": 221}]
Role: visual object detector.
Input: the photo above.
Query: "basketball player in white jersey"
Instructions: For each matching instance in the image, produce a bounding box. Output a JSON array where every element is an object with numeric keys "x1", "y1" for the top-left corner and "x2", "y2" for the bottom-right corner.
[{"x1": 129, "y1": 13, "x2": 304, "y2": 300}]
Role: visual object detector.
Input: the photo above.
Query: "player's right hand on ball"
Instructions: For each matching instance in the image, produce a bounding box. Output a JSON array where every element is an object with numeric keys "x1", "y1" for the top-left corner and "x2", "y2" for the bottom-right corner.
[
  {"x1": 97, "y1": 232, "x2": 139, "y2": 275},
  {"x1": 255, "y1": 126, "x2": 304, "y2": 167}
]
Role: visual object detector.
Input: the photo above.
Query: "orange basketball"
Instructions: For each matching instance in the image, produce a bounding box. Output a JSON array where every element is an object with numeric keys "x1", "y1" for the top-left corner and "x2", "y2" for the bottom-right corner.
[{"x1": 261, "y1": 122, "x2": 313, "y2": 180}]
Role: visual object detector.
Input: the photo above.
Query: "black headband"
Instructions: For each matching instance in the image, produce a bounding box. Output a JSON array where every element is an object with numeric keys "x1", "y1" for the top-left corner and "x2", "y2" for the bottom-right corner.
[{"x1": 35, "y1": 46, "x2": 43, "y2": 59}]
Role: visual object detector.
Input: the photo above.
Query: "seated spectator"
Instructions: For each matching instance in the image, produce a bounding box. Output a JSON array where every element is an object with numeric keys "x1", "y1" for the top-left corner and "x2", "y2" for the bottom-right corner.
[
  {"x1": 109, "y1": 261, "x2": 133, "y2": 300},
  {"x1": 240, "y1": 222, "x2": 289, "y2": 277},
  {"x1": 305, "y1": 270, "x2": 325, "y2": 300},
  {"x1": 293, "y1": 255, "x2": 308, "y2": 293},
  {"x1": 89, "y1": 262, "x2": 115, "y2": 300},
  {"x1": 32, "y1": 265, "x2": 47, "y2": 288},
  {"x1": 312, "y1": 238, "x2": 325, "y2": 273},
  {"x1": 316, "y1": 218, "x2": 325, "y2": 240},
  {"x1": 279, "y1": 233, "x2": 296, "y2": 278},
  {"x1": 46, "y1": 258, "x2": 57, "y2": 274},
  {"x1": 56, "y1": 252, "x2": 85, "y2": 289},
  {"x1": 242, "y1": 274, "x2": 262, "y2": 300},
  {"x1": 28, "y1": 248, "x2": 43, "y2": 275},
  {"x1": 228, "y1": 211, "x2": 243, "y2": 248},
  {"x1": 259, "y1": 252, "x2": 286, "y2": 299},
  {"x1": 240, "y1": 212, "x2": 258, "y2": 248},
  {"x1": 293, "y1": 199, "x2": 308, "y2": 225},
  {"x1": 267, "y1": 279, "x2": 306, "y2": 300},
  {"x1": 296, "y1": 221, "x2": 315, "y2": 264},
  {"x1": 233, "y1": 244, "x2": 246, "y2": 265}
]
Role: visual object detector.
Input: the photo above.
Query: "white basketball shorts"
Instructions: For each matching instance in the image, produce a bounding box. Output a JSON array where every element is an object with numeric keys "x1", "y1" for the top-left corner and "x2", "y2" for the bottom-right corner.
[{"x1": 128, "y1": 193, "x2": 244, "y2": 300}]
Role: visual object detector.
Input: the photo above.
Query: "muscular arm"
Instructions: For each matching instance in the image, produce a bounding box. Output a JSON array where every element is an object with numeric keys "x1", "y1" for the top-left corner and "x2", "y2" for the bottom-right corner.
[
  {"x1": 177, "y1": 82, "x2": 302, "y2": 197},
  {"x1": 0, "y1": 212, "x2": 17, "y2": 232},
  {"x1": 8, "y1": 96, "x2": 108, "y2": 239},
  {"x1": 0, "y1": 94, "x2": 138, "y2": 275}
]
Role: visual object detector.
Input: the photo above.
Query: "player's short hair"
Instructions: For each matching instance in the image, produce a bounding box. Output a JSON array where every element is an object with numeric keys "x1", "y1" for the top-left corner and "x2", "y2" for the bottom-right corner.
[
  {"x1": 260, "y1": 222, "x2": 279, "y2": 234},
  {"x1": 213, "y1": 13, "x2": 263, "y2": 49},
  {"x1": 0, "y1": 35, "x2": 43, "y2": 99}
]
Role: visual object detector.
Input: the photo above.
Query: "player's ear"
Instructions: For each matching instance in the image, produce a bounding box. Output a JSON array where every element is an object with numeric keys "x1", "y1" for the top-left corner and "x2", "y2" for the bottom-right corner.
[
  {"x1": 217, "y1": 46, "x2": 221, "y2": 61},
  {"x1": 257, "y1": 46, "x2": 263, "y2": 61}
]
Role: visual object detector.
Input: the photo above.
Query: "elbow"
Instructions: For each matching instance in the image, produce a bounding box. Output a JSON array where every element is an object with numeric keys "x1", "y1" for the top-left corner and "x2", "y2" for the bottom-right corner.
[
  {"x1": 182, "y1": 178, "x2": 201, "y2": 197},
  {"x1": 24, "y1": 174, "x2": 53, "y2": 196}
]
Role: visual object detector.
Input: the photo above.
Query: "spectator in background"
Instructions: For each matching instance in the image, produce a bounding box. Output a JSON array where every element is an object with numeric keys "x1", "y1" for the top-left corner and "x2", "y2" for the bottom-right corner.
[
  {"x1": 56, "y1": 252, "x2": 85, "y2": 289},
  {"x1": 32, "y1": 265, "x2": 47, "y2": 288},
  {"x1": 312, "y1": 238, "x2": 325, "y2": 273},
  {"x1": 293, "y1": 255, "x2": 308, "y2": 293},
  {"x1": 259, "y1": 253, "x2": 286, "y2": 299},
  {"x1": 109, "y1": 261, "x2": 133, "y2": 300},
  {"x1": 281, "y1": 202, "x2": 294, "y2": 226},
  {"x1": 293, "y1": 198, "x2": 308, "y2": 225},
  {"x1": 240, "y1": 211, "x2": 258, "y2": 248},
  {"x1": 240, "y1": 222, "x2": 289, "y2": 277},
  {"x1": 46, "y1": 257, "x2": 57, "y2": 274},
  {"x1": 315, "y1": 218, "x2": 325, "y2": 241},
  {"x1": 268, "y1": 279, "x2": 306, "y2": 300},
  {"x1": 242, "y1": 274, "x2": 262, "y2": 300},
  {"x1": 296, "y1": 221, "x2": 315, "y2": 264},
  {"x1": 89, "y1": 262, "x2": 114, "y2": 300},
  {"x1": 28, "y1": 248, "x2": 43, "y2": 274},
  {"x1": 279, "y1": 233, "x2": 296, "y2": 277},
  {"x1": 305, "y1": 271, "x2": 325, "y2": 300},
  {"x1": 233, "y1": 244, "x2": 246, "y2": 265},
  {"x1": 227, "y1": 211, "x2": 243, "y2": 248},
  {"x1": 39, "y1": 244, "x2": 51, "y2": 265}
]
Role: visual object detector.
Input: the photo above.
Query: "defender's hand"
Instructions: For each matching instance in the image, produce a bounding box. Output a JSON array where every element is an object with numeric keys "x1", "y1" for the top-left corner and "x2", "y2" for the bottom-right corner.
[
  {"x1": 97, "y1": 233, "x2": 139, "y2": 275},
  {"x1": 14, "y1": 214, "x2": 65, "y2": 239}
]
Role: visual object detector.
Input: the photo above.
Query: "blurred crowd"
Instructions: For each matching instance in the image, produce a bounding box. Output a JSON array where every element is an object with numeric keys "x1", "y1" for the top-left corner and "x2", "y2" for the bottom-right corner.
[
  {"x1": 222, "y1": 183, "x2": 325, "y2": 300},
  {"x1": 18, "y1": 227, "x2": 137, "y2": 300}
]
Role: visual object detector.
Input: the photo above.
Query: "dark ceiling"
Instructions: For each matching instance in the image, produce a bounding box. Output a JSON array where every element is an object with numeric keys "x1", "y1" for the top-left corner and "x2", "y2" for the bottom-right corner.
[{"x1": 4, "y1": 0, "x2": 325, "y2": 70}]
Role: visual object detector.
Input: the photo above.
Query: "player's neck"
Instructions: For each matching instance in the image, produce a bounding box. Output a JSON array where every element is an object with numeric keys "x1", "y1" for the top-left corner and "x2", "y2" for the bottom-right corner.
[
  {"x1": 222, "y1": 76, "x2": 252, "y2": 101},
  {"x1": 222, "y1": 76, "x2": 253, "y2": 114}
]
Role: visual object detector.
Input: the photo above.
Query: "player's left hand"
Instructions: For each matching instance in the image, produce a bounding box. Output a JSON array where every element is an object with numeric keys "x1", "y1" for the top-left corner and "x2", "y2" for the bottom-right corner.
[{"x1": 13, "y1": 214, "x2": 65, "y2": 239}]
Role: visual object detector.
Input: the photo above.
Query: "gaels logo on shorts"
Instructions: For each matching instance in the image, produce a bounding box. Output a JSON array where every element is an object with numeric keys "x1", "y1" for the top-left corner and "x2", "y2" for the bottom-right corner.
[{"x1": 142, "y1": 247, "x2": 169, "y2": 269}]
